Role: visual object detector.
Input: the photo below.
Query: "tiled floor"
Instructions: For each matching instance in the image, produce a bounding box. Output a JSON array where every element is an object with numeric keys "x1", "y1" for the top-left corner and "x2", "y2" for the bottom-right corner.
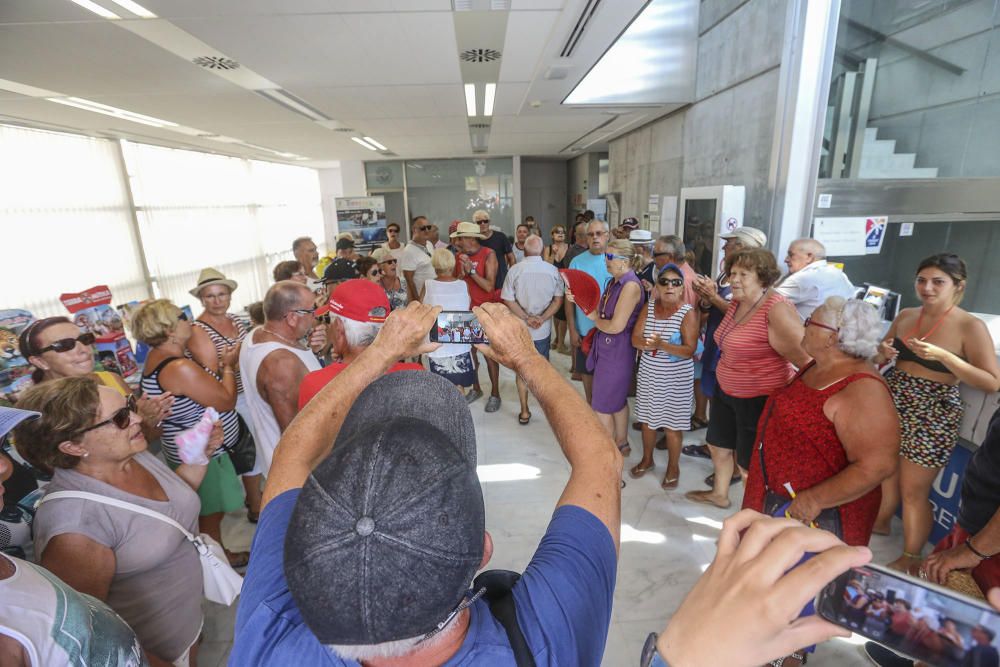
[{"x1": 200, "y1": 350, "x2": 905, "y2": 666}]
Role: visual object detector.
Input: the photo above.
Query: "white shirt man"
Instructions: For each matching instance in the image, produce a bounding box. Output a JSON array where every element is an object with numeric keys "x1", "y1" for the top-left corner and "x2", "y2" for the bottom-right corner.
[
  {"x1": 400, "y1": 216, "x2": 437, "y2": 302},
  {"x1": 776, "y1": 238, "x2": 855, "y2": 320}
]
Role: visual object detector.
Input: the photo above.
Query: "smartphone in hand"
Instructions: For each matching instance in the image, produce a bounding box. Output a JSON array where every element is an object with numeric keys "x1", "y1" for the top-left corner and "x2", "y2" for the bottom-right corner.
[{"x1": 429, "y1": 311, "x2": 488, "y2": 344}]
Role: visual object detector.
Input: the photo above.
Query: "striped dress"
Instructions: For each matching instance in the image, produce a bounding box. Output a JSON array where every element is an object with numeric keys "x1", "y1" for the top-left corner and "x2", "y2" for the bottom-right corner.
[
  {"x1": 140, "y1": 357, "x2": 240, "y2": 465},
  {"x1": 634, "y1": 301, "x2": 694, "y2": 431},
  {"x1": 190, "y1": 314, "x2": 250, "y2": 393}
]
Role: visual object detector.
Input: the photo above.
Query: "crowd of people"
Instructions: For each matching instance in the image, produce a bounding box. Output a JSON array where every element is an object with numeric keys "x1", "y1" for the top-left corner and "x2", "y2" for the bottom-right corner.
[{"x1": 2, "y1": 208, "x2": 1000, "y2": 667}]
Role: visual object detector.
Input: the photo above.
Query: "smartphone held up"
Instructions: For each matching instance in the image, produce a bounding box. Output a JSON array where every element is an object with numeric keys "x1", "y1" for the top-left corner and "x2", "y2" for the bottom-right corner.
[{"x1": 429, "y1": 311, "x2": 488, "y2": 345}]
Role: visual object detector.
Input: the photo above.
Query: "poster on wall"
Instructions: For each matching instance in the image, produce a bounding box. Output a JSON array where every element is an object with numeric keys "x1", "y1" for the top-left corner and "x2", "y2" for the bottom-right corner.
[
  {"x1": 335, "y1": 196, "x2": 387, "y2": 245},
  {"x1": 813, "y1": 217, "x2": 867, "y2": 256},
  {"x1": 865, "y1": 216, "x2": 888, "y2": 254},
  {"x1": 0, "y1": 309, "x2": 35, "y2": 403},
  {"x1": 60, "y1": 286, "x2": 139, "y2": 382}
]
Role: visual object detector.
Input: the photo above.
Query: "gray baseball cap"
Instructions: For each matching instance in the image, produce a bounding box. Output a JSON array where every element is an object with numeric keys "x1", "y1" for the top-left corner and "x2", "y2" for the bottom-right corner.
[
  {"x1": 719, "y1": 226, "x2": 767, "y2": 248},
  {"x1": 284, "y1": 370, "x2": 485, "y2": 646}
]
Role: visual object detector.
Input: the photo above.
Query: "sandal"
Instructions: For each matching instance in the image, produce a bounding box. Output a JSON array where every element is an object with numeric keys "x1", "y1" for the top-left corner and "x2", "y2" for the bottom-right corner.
[
  {"x1": 690, "y1": 416, "x2": 709, "y2": 430},
  {"x1": 661, "y1": 474, "x2": 679, "y2": 490},
  {"x1": 682, "y1": 444, "x2": 711, "y2": 459},
  {"x1": 617, "y1": 442, "x2": 631, "y2": 457},
  {"x1": 629, "y1": 462, "x2": 655, "y2": 479},
  {"x1": 225, "y1": 549, "x2": 250, "y2": 570},
  {"x1": 518, "y1": 411, "x2": 531, "y2": 425},
  {"x1": 684, "y1": 490, "x2": 731, "y2": 509}
]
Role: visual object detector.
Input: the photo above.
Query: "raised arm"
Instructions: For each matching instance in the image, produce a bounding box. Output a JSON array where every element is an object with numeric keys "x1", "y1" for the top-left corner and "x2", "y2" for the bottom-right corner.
[
  {"x1": 767, "y1": 300, "x2": 810, "y2": 368},
  {"x1": 474, "y1": 302, "x2": 623, "y2": 550},
  {"x1": 261, "y1": 302, "x2": 441, "y2": 510}
]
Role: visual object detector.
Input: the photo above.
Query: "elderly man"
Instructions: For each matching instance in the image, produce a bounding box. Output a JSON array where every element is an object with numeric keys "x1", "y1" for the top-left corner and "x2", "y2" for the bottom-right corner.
[
  {"x1": 298, "y1": 279, "x2": 422, "y2": 407},
  {"x1": 776, "y1": 238, "x2": 855, "y2": 320},
  {"x1": 638, "y1": 235, "x2": 698, "y2": 307},
  {"x1": 231, "y1": 301, "x2": 622, "y2": 665},
  {"x1": 401, "y1": 215, "x2": 437, "y2": 303},
  {"x1": 293, "y1": 236, "x2": 321, "y2": 291},
  {"x1": 240, "y1": 280, "x2": 327, "y2": 475},
  {"x1": 501, "y1": 234, "x2": 564, "y2": 424},
  {"x1": 473, "y1": 209, "x2": 515, "y2": 288},
  {"x1": 566, "y1": 219, "x2": 611, "y2": 398}
]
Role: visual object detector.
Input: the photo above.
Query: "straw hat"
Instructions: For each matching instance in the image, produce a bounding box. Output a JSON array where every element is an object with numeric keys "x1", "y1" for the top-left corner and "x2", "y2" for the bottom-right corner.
[
  {"x1": 450, "y1": 221, "x2": 484, "y2": 239},
  {"x1": 189, "y1": 268, "x2": 238, "y2": 297}
]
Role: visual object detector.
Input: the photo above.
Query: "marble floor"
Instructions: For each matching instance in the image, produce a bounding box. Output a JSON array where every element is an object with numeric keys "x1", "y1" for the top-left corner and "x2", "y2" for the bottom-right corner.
[{"x1": 199, "y1": 350, "x2": 905, "y2": 666}]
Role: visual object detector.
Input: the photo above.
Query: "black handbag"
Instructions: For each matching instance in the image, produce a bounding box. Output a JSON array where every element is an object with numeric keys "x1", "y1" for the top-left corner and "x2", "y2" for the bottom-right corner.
[{"x1": 227, "y1": 414, "x2": 257, "y2": 476}]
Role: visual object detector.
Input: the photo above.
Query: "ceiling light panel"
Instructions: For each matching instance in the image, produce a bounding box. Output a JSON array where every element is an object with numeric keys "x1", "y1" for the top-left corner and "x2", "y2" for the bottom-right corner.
[
  {"x1": 351, "y1": 137, "x2": 378, "y2": 151},
  {"x1": 483, "y1": 83, "x2": 496, "y2": 117},
  {"x1": 106, "y1": 0, "x2": 156, "y2": 18},
  {"x1": 464, "y1": 84, "x2": 477, "y2": 117},
  {"x1": 564, "y1": 0, "x2": 697, "y2": 106},
  {"x1": 66, "y1": 0, "x2": 120, "y2": 19},
  {"x1": 255, "y1": 89, "x2": 330, "y2": 122},
  {"x1": 363, "y1": 137, "x2": 388, "y2": 151},
  {"x1": 47, "y1": 97, "x2": 178, "y2": 128}
]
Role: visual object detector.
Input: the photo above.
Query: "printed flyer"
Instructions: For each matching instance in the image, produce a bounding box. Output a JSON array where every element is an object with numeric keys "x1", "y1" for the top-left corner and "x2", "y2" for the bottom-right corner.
[
  {"x1": 60, "y1": 286, "x2": 139, "y2": 381},
  {"x1": 0, "y1": 309, "x2": 35, "y2": 402}
]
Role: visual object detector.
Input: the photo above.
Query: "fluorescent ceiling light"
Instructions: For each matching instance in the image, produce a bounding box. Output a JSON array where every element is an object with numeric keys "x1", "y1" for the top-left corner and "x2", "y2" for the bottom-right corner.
[
  {"x1": 255, "y1": 89, "x2": 330, "y2": 122},
  {"x1": 362, "y1": 136, "x2": 387, "y2": 151},
  {"x1": 0, "y1": 78, "x2": 59, "y2": 98},
  {"x1": 48, "y1": 96, "x2": 178, "y2": 127},
  {"x1": 564, "y1": 0, "x2": 697, "y2": 106},
  {"x1": 66, "y1": 0, "x2": 121, "y2": 19},
  {"x1": 106, "y1": 0, "x2": 157, "y2": 18},
  {"x1": 464, "y1": 83, "x2": 477, "y2": 117},
  {"x1": 351, "y1": 137, "x2": 378, "y2": 151},
  {"x1": 483, "y1": 83, "x2": 496, "y2": 117}
]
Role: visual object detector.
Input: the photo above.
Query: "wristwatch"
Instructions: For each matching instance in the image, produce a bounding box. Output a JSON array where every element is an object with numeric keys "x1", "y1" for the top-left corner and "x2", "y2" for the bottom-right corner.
[{"x1": 641, "y1": 632, "x2": 669, "y2": 667}]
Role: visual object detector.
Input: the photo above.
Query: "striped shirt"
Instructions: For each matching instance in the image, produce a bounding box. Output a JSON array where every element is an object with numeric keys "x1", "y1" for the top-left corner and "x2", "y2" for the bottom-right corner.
[
  {"x1": 634, "y1": 301, "x2": 695, "y2": 430},
  {"x1": 140, "y1": 357, "x2": 240, "y2": 465},
  {"x1": 714, "y1": 292, "x2": 794, "y2": 398},
  {"x1": 190, "y1": 314, "x2": 250, "y2": 394}
]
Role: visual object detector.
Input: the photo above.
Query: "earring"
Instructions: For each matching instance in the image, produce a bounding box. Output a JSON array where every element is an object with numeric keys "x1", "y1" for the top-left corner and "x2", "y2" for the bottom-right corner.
[{"x1": 82, "y1": 452, "x2": 89, "y2": 458}]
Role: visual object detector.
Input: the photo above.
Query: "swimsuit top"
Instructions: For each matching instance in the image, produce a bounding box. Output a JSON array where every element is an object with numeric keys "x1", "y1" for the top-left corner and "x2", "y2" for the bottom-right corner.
[{"x1": 892, "y1": 337, "x2": 952, "y2": 374}]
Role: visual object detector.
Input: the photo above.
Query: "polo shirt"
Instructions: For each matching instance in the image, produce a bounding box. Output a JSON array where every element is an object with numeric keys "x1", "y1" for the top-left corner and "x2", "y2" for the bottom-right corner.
[
  {"x1": 568, "y1": 251, "x2": 611, "y2": 336},
  {"x1": 500, "y1": 256, "x2": 565, "y2": 341}
]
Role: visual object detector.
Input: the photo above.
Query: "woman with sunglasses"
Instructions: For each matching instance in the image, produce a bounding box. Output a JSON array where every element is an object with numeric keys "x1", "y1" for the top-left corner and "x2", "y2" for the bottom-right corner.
[
  {"x1": 372, "y1": 247, "x2": 409, "y2": 312},
  {"x1": 544, "y1": 225, "x2": 571, "y2": 353},
  {"x1": 13, "y1": 376, "x2": 223, "y2": 666},
  {"x1": 132, "y1": 299, "x2": 249, "y2": 569},
  {"x1": 568, "y1": 239, "x2": 645, "y2": 458},
  {"x1": 18, "y1": 317, "x2": 173, "y2": 439},
  {"x1": 630, "y1": 265, "x2": 699, "y2": 489},
  {"x1": 355, "y1": 256, "x2": 381, "y2": 284}
]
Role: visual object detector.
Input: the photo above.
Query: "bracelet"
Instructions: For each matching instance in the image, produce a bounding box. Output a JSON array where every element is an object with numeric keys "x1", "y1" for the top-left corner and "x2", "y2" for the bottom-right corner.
[{"x1": 966, "y1": 537, "x2": 993, "y2": 560}]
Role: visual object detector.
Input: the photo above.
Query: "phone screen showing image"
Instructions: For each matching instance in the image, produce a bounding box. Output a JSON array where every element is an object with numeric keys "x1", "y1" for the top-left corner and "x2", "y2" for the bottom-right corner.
[
  {"x1": 816, "y1": 564, "x2": 1000, "y2": 666},
  {"x1": 430, "y1": 311, "x2": 488, "y2": 344}
]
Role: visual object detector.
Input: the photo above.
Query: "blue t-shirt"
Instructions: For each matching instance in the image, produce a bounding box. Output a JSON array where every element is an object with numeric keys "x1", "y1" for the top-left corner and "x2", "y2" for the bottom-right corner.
[
  {"x1": 568, "y1": 251, "x2": 611, "y2": 337},
  {"x1": 231, "y1": 490, "x2": 617, "y2": 666}
]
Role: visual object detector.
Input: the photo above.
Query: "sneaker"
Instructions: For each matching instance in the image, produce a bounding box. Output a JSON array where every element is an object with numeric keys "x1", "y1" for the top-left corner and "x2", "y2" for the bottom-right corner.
[
  {"x1": 862, "y1": 642, "x2": 913, "y2": 667},
  {"x1": 485, "y1": 396, "x2": 502, "y2": 413},
  {"x1": 465, "y1": 389, "x2": 483, "y2": 404}
]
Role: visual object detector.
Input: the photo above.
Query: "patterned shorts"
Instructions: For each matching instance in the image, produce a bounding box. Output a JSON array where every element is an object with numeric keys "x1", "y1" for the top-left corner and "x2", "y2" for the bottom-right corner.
[{"x1": 886, "y1": 367, "x2": 963, "y2": 468}]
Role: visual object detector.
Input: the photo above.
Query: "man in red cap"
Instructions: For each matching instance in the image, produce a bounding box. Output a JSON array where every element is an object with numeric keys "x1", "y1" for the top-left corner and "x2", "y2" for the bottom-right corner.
[{"x1": 298, "y1": 279, "x2": 423, "y2": 408}]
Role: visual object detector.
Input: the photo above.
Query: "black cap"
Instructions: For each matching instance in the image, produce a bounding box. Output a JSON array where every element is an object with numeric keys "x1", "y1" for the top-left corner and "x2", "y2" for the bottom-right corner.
[
  {"x1": 336, "y1": 237, "x2": 356, "y2": 251},
  {"x1": 319, "y1": 258, "x2": 359, "y2": 284}
]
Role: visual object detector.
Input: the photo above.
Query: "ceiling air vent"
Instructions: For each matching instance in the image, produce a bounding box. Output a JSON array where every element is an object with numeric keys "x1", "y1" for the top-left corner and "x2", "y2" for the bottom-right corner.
[
  {"x1": 333, "y1": 127, "x2": 355, "y2": 133},
  {"x1": 469, "y1": 122, "x2": 491, "y2": 129},
  {"x1": 560, "y1": 0, "x2": 601, "y2": 58},
  {"x1": 460, "y1": 48, "x2": 502, "y2": 63},
  {"x1": 192, "y1": 56, "x2": 240, "y2": 70}
]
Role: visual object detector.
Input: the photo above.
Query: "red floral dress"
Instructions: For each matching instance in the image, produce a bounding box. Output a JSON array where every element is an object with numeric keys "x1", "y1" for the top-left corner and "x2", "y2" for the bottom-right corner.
[{"x1": 742, "y1": 363, "x2": 891, "y2": 546}]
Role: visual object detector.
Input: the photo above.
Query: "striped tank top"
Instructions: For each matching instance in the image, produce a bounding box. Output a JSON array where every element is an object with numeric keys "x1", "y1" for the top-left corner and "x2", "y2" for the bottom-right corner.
[
  {"x1": 714, "y1": 292, "x2": 794, "y2": 398},
  {"x1": 140, "y1": 357, "x2": 240, "y2": 465},
  {"x1": 635, "y1": 301, "x2": 695, "y2": 431},
  {"x1": 190, "y1": 315, "x2": 250, "y2": 394}
]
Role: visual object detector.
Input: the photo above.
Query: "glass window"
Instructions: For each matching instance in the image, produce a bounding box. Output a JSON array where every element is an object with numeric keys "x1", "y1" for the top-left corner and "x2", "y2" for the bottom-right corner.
[
  {"x1": 365, "y1": 161, "x2": 404, "y2": 190},
  {"x1": 404, "y1": 159, "x2": 514, "y2": 234}
]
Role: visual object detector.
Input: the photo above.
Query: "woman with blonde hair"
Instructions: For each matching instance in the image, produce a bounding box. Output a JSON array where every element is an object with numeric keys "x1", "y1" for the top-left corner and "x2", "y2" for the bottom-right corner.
[
  {"x1": 421, "y1": 248, "x2": 476, "y2": 395},
  {"x1": 568, "y1": 238, "x2": 645, "y2": 455}
]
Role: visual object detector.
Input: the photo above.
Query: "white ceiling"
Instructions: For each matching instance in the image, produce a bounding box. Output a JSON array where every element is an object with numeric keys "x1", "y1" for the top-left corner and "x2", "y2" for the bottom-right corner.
[{"x1": 0, "y1": 0, "x2": 697, "y2": 166}]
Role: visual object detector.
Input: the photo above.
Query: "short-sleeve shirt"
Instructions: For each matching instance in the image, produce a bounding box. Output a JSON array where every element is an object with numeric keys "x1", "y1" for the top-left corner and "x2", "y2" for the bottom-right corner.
[
  {"x1": 231, "y1": 490, "x2": 618, "y2": 666},
  {"x1": 568, "y1": 251, "x2": 612, "y2": 336},
  {"x1": 713, "y1": 292, "x2": 794, "y2": 398},
  {"x1": 774, "y1": 260, "x2": 855, "y2": 320},
  {"x1": 400, "y1": 242, "x2": 436, "y2": 298},
  {"x1": 480, "y1": 231, "x2": 514, "y2": 289},
  {"x1": 501, "y1": 257, "x2": 564, "y2": 341}
]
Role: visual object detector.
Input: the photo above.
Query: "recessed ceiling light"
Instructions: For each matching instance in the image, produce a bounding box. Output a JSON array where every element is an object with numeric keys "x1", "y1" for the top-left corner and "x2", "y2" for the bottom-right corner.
[
  {"x1": 464, "y1": 83, "x2": 477, "y2": 117},
  {"x1": 66, "y1": 0, "x2": 120, "y2": 19},
  {"x1": 106, "y1": 0, "x2": 157, "y2": 18},
  {"x1": 47, "y1": 96, "x2": 178, "y2": 127},
  {"x1": 351, "y1": 137, "x2": 378, "y2": 151},
  {"x1": 363, "y1": 136, "x2": 388, "y2": 151},
  {"x1": 483, "y1": 83, "x2": 496, "y2": 117}
]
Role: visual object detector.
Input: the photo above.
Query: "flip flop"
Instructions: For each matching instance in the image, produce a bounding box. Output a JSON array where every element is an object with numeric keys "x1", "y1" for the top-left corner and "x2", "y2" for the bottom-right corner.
[
  {"x1": 226, "y1": 550, "x2": 250, "y2": 570},
  {"x1": 629, "y1": 462, "x2": 655, "y2": 479},
  {"x1": 617, "y1": 442, "x2": 631, "y2": 457},
  {"x1": 690, "y1": 416, "x2": 709, "y2": 430},
  {"x1": 518, "y1": 411, "x2": 531, "y2": 425},
  {"x1": 661, "y1": 474, "x2": 679, "y2": 490}
]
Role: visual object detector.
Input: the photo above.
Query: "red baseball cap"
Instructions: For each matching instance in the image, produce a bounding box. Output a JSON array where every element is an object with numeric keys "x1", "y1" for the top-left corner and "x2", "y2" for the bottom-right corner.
[{"x1": 315, "y1": 279, "x2": 390, "y2": 322}]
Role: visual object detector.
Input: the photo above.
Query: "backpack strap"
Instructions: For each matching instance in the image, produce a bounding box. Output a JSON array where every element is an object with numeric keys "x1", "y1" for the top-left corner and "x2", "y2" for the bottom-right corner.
[{"x1": 473, "y1": 569, "x2": 536, "y2": 667}]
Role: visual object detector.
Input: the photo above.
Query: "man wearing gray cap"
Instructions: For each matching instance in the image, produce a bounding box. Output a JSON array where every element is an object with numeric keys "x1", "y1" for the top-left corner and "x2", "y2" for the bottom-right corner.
[{"x1": 231, "y1": 301, "x2": 622, "y2": 666}]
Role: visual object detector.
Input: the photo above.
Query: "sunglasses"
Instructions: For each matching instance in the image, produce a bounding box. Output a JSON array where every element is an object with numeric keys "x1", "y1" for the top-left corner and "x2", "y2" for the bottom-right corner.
[
  {"x1": 605, "y1": 253, "x2": 629, "y2": 261},
  {"x1": 75, "y1": 394, "x2": 137, "y2": 437},
  {"x1": 658, "y1": 278, "x2": 684, "y2": 287},
  {"x1": 368, "y1": 270, "x2": 382, "y2": 277},
  {"x1": 38, "y1": 332, "x2": 96, "y2": 354},
  {"x1": 804, "y1": 316, "x2": 839, "y2": 334},
  {"x1": 418, "y1": 225, "x2": 434, "y2": 232},
  {"x1": 387, "y1": 228, "x2": 400, "y2": 233}
]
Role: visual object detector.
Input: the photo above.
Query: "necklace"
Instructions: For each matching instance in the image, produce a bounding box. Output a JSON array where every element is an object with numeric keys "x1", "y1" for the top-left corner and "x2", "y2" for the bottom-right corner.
[
  {"x1": 717, "y1": 288, "x2": 770, "y2": 350},
  {"x1": 651, "y1": 300, "x2": 683, "y2": 357},
  {"x1": 903, "y1": 305, "x2": 954, "y2": 341},
  {"x1": 262, "y1": 327, "x2": 303, "y2": 349}
]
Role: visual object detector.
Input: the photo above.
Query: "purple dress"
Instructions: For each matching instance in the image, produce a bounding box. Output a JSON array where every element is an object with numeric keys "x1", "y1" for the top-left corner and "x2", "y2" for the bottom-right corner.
[{"x1": 588, "y1": 271, "x2": 644, "y2": 413}]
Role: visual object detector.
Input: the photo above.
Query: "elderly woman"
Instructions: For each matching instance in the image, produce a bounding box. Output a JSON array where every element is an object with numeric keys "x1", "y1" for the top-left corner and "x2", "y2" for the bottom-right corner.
[
  {"x1": 687, "y1": 248, "x2": 809, "y2": 509},
  {"x1": 570, "y1": 239, "x2": 645, "y2": 455},
  {"x1": 543, "y1": 224, "x2": 570, "y2": 353},
  {"x1": 874, "y1": 253, "x2": 1000, "y2": 573},
  {"x1": 132, "y1": 299, "x2": 248, "y2": 568},
  {"x1": 18, "y1": 316, "x2": 172, "y2": 441},
  {"x1": 355, "y1": 256, "x2": 381, "y2": 283},
  {"x1": 630, "y1": 264, "x2": 699, "y2": 489},
  {"x1": 272, "y1": 260, "x2": 308, "y2": 284},
  {"x1": 372, "y1": 247, "x2": 409, "y2": 312},
  {"x1": 14, "y1": 376, "x2": 222, "y2": 666},
  {"x1": 186, "y1": 268, "x2": 262, "y2": 523},
  {"x1": 421, "y1": 248, "x2": 475, "y2": 395}
]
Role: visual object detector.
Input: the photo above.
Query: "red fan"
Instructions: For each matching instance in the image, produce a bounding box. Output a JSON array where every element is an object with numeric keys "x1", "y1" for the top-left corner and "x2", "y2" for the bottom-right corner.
[{"x1": 559, "y1": 269, "x2": 600, "y2": 315}]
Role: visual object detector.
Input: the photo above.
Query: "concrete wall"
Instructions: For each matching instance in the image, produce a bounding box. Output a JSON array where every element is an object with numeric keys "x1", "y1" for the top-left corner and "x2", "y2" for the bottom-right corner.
[
  {"x1": 608, "y1": 0, "x2": 789, "y2": 236},
  {"x1": 520, "y1": 158, "x2": 568, "y2": 236}
]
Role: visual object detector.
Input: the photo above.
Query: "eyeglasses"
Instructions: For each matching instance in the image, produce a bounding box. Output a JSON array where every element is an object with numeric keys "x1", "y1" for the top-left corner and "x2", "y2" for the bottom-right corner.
[
  {"x1": 658, "y1": 277, "x2": 684, "y2": 287},
  {"x1": 37, "y1": 332, "x2": 96, "y2": 354},
  {"x1": 587, "y1": 231, "x2": 607, "y2": 237},
  {"x1": 74, "y1": 394, "x2": 136, "y2": 437},
  {"x1": 605, "y1": 253, "x2": 628, "y2": 261},
  {"x1": 652, "y1": 251, "x2": 673, "y2": 258},
  {"x1": 290, "y1": 307, "x2": 317, "y2": 317},
  {"x1": 804, "y1": 316, "x2": 839, "y2": 334}
]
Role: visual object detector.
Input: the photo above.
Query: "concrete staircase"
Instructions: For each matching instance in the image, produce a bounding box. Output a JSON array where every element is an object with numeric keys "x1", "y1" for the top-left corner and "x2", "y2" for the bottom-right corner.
[{"x1": 858, "y1": 127, "x2": 938, "y2": 179}]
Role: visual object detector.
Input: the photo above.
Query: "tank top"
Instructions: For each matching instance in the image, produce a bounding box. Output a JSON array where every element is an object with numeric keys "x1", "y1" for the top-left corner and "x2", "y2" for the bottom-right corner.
[
  {"x1": 459, "y1": 245, "x2": 500, "y2": 307},
  {"x1": 714, "y1": 292, "x2": 794, "y2": 398},
  {"x1": 190, "y1": 314, "x2": 250, "y2": 394},
  {"x1": 0, "y1": 553, "x2": 146, "y2": 666},
  {"x1": 140, "y1": 357, "x2": 240, "y2": 464},
  {"x1": 423, "y1": 279, "x2": 472, "y2": 359},
  {"x1": 238, "y1": 329, "x2": 322, "y2": 475}
]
